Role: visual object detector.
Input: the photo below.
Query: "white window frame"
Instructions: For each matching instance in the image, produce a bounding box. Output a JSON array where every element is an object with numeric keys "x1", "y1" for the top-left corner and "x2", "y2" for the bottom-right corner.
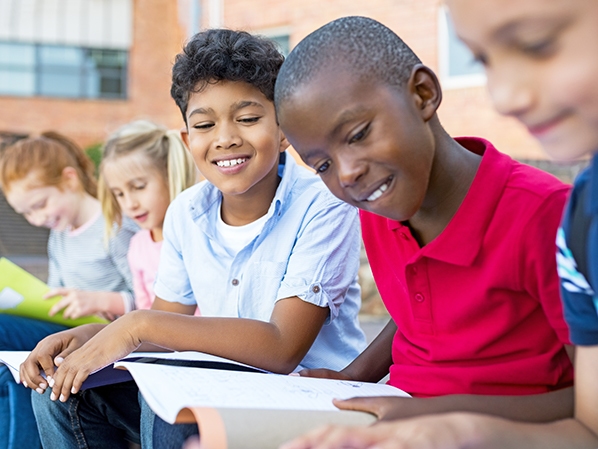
[
  {"x1": 437, "y1": 5, "x2": 486, "y2": 90},
  {"x1": 255, "y1": 26, "x2": 292, "y2": 56}
]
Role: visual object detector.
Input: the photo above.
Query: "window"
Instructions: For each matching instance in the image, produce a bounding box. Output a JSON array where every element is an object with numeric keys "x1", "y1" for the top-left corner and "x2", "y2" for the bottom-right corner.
[
  {"x1": 269, "y1": 34, "x2": 290, "y2": 57},
  {"x1": 0, "y1": 42, "x2": 127, "y2": 99},
  {"x1": 257, "y1": 27, "x2": 291, "y2": 57},
  {"x1": 438, "y1": 7, "x2": 485, "y2": 89}
]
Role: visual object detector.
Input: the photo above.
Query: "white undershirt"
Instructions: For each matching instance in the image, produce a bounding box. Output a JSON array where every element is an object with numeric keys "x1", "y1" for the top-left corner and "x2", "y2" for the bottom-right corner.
[{"x1": 216, "y1": 202, "x2": 269, "y2": 257}]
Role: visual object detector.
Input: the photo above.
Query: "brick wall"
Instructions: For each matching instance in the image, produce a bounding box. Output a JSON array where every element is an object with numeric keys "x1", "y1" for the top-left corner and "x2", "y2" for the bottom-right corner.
[
  {"x1": 0, "y1": 0, "x2": 186, "y2": 149},
  {"x1": 223, "y1": 0, "x2": 545, "y2": 162}
]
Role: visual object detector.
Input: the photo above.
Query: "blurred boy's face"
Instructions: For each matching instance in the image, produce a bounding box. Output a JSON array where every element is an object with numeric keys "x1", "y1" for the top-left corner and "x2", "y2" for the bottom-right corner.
[
  {"x1": 448, "y1": 0, "x2": 598, "y2": 160},
  {"x1": 278, "y1": 68, "x2": 435, "y2": 222},
  {"x1": 181, "y1": 81, "x2": 286, "y2": 200}
]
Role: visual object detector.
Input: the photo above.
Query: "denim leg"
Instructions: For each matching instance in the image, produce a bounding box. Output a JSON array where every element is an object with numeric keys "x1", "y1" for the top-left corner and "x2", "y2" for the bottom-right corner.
[
  {"x1": 0, "y1": 367, "x2": 40, "y2": 449},
  {"x1": 0, "y1": 315, "x2": 67, "y2": 449},
  {"x1": 139, "y1": 394, "x2": 199, "y2": 449},
  {"x1": 0, "y1": 314, "x2": 68, "y2": 350},
  {"x1": 33, "y1": 381, "x2": 141, "y2": 449}
]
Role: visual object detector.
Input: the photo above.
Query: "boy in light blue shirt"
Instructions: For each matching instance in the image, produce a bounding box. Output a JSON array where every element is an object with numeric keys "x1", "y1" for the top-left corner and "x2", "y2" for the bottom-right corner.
[
  {"x1": 155, "y1": 147, "x2": 364, "y2": 371},
  {"x1": 22, "y1": 29, "x2": 366, "y2": 449}
]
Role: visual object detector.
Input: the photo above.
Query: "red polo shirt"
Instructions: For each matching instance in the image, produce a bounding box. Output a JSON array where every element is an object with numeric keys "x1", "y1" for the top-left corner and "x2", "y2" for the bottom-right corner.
[{"x1": 361, "y1": 137, "x2": 573, "y2": 397}]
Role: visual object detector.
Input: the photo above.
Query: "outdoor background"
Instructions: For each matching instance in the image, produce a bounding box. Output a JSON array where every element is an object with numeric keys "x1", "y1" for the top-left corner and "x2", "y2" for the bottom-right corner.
[{"x1": 0, "y1": 0, "x2": 587, "y2": 323}]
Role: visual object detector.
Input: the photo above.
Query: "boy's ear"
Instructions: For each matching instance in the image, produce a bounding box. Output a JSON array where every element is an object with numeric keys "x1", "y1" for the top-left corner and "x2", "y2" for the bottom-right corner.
[
  {"x1": 279, "y1": 132, "x2": 290, "y2": 153},
  {"x1": 180, "y1": 127, "x2": 191, "y2": 150},
  {"x1": 408, "y1": 64, "x2": 443, "y2": 121}
]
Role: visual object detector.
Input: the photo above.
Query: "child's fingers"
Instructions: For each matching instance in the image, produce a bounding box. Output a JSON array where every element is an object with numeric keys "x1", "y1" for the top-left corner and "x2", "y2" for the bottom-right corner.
[
  {"x1": 19, "y1": 361, "x2": 47, "y2": 393},
  {"x1": 62, "y1": 302, "x2": 82, "y2": 320},
  {"x1": 43, "y1": 287, "x2": 69, "y2": 300},
  {"x1": 48, "y1": 296, "x2": 72, "y2": 317},
  {"x1": 333, "y1": 396, "x2": 405, "y2": 420},
  {"x1": 51, "y1": 362, "x2": 90, "y2": 402},
  {"x1": 298, "y1": 368, "x2": 351, "y2": 380}
]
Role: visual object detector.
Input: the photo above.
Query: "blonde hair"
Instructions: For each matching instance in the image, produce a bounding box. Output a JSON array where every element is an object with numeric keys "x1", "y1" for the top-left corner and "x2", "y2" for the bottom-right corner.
[
  {"x1": 99, "y1": 120, "x2": 197, "y2": 237},
  {"x1": 0, "y1": 132, "x2": 97, "y2": 197}
]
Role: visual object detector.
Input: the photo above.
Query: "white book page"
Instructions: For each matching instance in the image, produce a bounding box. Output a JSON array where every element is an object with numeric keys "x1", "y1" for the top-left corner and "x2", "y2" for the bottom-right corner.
[
  {"x1": 116, "y1": 362, "x2": 411, "y2": 424},
  {"x1": 0, "y1": 351, "x2": 30, "y2": 382}
]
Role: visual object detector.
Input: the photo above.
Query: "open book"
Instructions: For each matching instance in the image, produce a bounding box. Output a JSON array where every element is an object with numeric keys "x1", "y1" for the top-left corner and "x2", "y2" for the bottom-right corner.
[
  {"x1": 0, "y1": 350, "x2": 267, "y2": 390},
  {"x1": 0, "y1": 257, "x2": 109, "y2": 327},
  {"x1": 0, "y1": 349, "x2": 410, "y2": 449},
  {"x1": 115, "y1": 360, "x2": 410, "y2": 449}
]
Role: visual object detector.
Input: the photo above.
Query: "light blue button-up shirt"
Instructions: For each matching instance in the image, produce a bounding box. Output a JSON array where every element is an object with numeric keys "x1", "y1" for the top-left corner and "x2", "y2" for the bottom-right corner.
[{"x1": 154, "y1": 152, "x2": 366, "y2": 371}]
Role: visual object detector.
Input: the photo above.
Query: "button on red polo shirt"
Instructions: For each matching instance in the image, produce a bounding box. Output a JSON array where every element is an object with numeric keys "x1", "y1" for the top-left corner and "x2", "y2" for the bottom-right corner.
[{"x1": 361, "y1": 137, "x2": 573, "y2": 397}]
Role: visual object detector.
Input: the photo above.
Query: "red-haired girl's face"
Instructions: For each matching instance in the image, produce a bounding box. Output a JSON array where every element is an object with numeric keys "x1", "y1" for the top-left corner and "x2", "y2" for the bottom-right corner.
[
  {"x1": 448, "y1": 0, "x2": 598, "y2": 160},
  {"x1": 5, "y1": 170, "x2": 85, "y2": 231}
]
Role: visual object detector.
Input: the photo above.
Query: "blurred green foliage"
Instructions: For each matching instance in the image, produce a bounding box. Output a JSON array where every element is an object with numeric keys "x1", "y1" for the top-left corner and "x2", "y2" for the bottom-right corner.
[{"x1": 84, "y1": 143, "x2": 103, "y2": 177}]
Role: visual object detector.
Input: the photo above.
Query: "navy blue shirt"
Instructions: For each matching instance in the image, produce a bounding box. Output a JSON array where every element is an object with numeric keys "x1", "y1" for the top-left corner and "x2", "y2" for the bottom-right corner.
[{"x1": 557, "y1": 153, "x2": 598, "y2": 345}]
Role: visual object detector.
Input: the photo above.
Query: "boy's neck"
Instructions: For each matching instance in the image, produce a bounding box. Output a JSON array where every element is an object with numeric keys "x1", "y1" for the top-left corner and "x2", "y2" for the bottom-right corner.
[
  {"x1": 220, "y1": 173, "x2": 281, "y2": 227},
  {"x1": 406, "y1": 121, "x2": 482, "y2": 247}
]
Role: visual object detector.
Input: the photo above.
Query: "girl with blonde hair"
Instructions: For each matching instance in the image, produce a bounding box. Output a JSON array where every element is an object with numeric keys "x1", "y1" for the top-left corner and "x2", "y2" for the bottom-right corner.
[{"x1": 99, "y1": 120, "x2": 197, "y2": 310}]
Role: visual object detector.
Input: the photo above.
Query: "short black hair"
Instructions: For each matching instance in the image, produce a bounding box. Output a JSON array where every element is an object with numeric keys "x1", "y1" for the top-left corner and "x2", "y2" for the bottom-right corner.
[
  {"x1": 275, "y1": 16, "x2": 421, "y2": 110},
  {"x1": 171, "y1": 29, "x2": 285, "y2": 123}
]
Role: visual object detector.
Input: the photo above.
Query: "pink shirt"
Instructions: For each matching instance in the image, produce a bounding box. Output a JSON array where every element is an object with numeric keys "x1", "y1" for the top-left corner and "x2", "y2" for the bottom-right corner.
[
  {"x1": 361, "y1": 137, "x2": 573, "y2": 397},
  {"x1": 127, "y1": 229, "x2": 163, "y2": 310}
]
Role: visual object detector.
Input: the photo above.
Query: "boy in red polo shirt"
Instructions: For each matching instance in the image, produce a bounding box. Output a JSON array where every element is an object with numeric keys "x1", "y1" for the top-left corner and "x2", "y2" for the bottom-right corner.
[{"x1": 274, "y1": 16, "x2": 573, "y2": 423}]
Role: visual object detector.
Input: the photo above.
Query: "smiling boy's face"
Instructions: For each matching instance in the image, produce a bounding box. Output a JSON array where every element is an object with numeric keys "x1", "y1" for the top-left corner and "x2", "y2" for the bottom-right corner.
[
  {"x1": 181, "y1": 80, "x2": 287, "y2": 200},
  {"x1": 448, "y1": 0, "x2": 598, "y2": 160},
  {"x1": 278, "y1": 67, "x2": 436, "y2": 222}
]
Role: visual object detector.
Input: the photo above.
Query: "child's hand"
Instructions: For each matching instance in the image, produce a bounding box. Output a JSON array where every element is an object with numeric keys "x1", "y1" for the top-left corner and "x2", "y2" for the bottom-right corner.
[
  {"x1": 279, "y1": 412, "x2": 493, "y2": 449},
  {"x1": 19, "y1": 324, "x2": 106, "y2": 394},
  {"x1": 333, "y1": 396, "x2": 415, "y2": 421},
  {"x1": 45, "y1": 288, "x2": 105, "y2": 319},
  {"x1": 298, "y1": 368, "x2": 354, "y2": 381},
  {"x1": 48, "y1": 313, "x2": 142, "y2": 402}
]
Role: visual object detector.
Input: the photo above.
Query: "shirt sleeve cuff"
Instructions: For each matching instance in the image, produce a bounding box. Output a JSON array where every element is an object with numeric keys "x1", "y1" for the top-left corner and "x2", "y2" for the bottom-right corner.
[{"x1": 120, "y1": 292, "x2": 135, "y2": 313}]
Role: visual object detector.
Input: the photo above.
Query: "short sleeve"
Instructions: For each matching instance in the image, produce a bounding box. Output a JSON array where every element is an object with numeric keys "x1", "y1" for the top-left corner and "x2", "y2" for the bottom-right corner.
[
  {"x1": 153, "y1": 200, "x2": 196, "y2": 305},
  {"x1": 521, "y1": 187, "x2": 571, "y2": 344},
  {"x1": 276, "y1": 197, "x2": 361, "y2": 322}
]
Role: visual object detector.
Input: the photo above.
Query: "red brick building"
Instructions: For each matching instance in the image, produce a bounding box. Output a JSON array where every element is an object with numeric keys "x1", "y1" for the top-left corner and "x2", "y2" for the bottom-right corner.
[{"x1": 0, "y1": 0, "x2": 584, "y2": 268}]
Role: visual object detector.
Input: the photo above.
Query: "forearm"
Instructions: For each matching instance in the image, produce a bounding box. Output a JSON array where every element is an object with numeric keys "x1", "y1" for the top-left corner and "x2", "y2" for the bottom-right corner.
[
  {"x1": 342, "y1": 319, "x2": 395, "y2": 382},
  {"x1": 462, "y1": 415, "x2": 598, "y2": 449},
  {"x1": 129, "y1": 310, "x2": 313, "y2": 373},
  {"x1": 383, "y1": 388, "x2": 573, "y2": 423}
]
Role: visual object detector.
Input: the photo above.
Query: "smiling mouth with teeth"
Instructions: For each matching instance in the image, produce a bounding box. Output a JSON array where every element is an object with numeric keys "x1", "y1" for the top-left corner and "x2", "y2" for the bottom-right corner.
[
  {"x1": 366, "y1": 178, "x2": 392, "y2": 202},
  {"x1": 216, "y1": 158, "x2": 248, "y2": 167}
]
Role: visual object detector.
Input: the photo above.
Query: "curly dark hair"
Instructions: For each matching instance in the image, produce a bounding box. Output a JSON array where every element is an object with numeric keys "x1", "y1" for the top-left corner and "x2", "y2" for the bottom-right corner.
[{"x1": 171, "y1": 29, "x2": 285, "y2": 123}]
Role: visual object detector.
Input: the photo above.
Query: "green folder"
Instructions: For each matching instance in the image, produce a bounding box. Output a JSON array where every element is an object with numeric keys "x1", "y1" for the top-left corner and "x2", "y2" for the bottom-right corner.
[{"x1": 0, "y1": 257, "x2": 109, "y2": 327}]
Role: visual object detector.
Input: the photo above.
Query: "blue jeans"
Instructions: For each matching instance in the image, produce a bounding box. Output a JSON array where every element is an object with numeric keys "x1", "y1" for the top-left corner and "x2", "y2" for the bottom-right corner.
[
  {"x1": 32, "y1": 381, "x2": 199, "y2": 449},
  {"x1": 0, "y1": 314, "x2": 68, "y2": 449}
]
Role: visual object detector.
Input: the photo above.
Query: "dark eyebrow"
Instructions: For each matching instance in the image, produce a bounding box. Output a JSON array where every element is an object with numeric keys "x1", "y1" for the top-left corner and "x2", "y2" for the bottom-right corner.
[
  {"x1": 301, "y1": 107, "x2": 369, "y2": 162},
  {"x1": 187, "y1": 101, "x2": 265, "y2": 119},
  {"x1": 330, "y1": 107, "x2": 367, "y2": 138},
  {"x1": 231, "y1": 100, "x2": 265, "y2": 112},
  {"x1": 301, "y1": 148, "x2": 328, "y2": 163},
  {"x1": 187, "y1": 107, "x2": 212, "y2": 118}
]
